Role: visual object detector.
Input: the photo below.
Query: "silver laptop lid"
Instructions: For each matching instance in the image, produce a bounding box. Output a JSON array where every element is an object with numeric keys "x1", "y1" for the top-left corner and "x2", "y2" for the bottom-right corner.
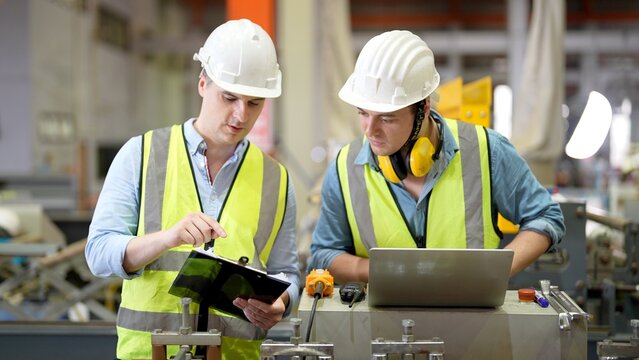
[{"x1": 368, "y1": 248, "x2": 514, "y2": 307}]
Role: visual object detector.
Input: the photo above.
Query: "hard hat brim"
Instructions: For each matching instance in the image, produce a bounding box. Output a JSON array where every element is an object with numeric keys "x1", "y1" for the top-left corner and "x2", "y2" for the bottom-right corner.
[
  {"x1": 338, "y1": 77, "x2": 413, "y2": 113},
  {"x1": 212, "y1": 76, "x2": 282, "y2": 98},
  {"x1": 199, "y1": 59, "x2": 282, "y2": 98}
]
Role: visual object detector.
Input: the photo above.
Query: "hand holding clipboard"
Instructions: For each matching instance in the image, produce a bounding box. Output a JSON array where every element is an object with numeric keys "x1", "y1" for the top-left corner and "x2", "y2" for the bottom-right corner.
[{"x1": 169, "y1": 248, "x2": 291, "y2": 321}]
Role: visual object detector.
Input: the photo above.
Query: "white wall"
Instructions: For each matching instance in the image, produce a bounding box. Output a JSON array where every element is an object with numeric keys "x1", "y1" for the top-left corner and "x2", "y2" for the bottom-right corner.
[
  {"x1": 30, "y1": 0, "x2": 79, "y2": 175},
  {"x1": 0, "y1": 0, "x2": 33, "y2": 175},
  {"x1": 0, "y1": 0, "x2": 190, "y2": 204}
]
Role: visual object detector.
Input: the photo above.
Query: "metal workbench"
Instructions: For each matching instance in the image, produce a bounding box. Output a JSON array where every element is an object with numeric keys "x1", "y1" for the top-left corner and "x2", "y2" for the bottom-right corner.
[
  {"x1": 0, "y1": 321, "x2": 117, "y2": 359},
  {"x1": 298, "y1": 290, "x2": 587, "y2": 359}
]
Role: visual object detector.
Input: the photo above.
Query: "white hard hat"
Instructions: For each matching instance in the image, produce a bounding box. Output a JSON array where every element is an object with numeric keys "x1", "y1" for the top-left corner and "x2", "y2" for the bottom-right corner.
[
  {"x1": 339, "y1": 30, "x2": 440, "y2": 113},
  {"x1": 0, "y1": 207, "x2": 21, "y2": 237},
  {"x1": 194, "y1": 19, "x2": 282, "y2": 98}
]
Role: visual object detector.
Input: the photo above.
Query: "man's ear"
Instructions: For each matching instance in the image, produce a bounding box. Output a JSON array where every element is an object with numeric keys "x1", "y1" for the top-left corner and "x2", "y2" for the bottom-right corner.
[
  {"x1": 197, "y1": 76, "x2": 207, "y2": 97},
  {"x1": 424, "y1": 97, "x2": 431, "y2": 118}
]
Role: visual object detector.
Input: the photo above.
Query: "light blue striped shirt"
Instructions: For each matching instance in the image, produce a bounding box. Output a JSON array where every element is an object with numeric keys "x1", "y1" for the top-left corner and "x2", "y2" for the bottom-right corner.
[
  {"x1": 86, "y1": 118, "x2": 300, "y2": 314},
  {"x1": 309, "y1": 111, "x2": 565, "y2": 272}
]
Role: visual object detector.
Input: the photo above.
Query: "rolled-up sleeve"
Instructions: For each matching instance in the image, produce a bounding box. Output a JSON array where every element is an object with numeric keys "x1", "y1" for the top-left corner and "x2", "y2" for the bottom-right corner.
[{"x1": 487, "y1": 130, "x2": 565, "y2": 250}]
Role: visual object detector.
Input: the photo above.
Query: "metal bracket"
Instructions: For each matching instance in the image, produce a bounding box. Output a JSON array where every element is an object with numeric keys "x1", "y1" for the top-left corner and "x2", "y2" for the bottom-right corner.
[
  {"x1": 597, "y1": 319, "x2": 639, "y2": 359},
  {"x1": 548, "y1": 285, "x2": 590, "y2": 331},
  {"x1": 370, "y1": 319, "x2": 445, "y2": 359},
  {"x1": 260, "y1": 318, "x2": 334, "y2": 359},
  {"x1": 151, "y1": 298, "x2": 221, "y2": 360}
]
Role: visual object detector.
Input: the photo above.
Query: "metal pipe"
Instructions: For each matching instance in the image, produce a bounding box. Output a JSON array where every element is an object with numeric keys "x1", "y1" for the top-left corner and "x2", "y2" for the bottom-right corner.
[{"x1": 575, "y1": 206, "x2": 629, "y2": 232}]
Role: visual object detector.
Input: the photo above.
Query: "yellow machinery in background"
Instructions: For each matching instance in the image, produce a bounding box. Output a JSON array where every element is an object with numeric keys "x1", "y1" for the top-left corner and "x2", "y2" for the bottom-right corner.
[
  {"x1": 435, "y1": 76, "x2": 519, "y2": 234},
  {"x1": 436, "y1": 76, "x2": 491, "y2": 128}
]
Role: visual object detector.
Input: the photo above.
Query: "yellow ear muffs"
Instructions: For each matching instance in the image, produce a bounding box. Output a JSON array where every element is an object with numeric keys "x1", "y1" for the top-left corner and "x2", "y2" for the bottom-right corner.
[
  {"x1": 378, "y1": 154, "x2": 406, "y2": 184},
  {"x1": 408, "y1": 137, "x2": 436, "y2": 178},
  {"x1": 378, "y1": 137, "x2": 434, "y2": 183}
]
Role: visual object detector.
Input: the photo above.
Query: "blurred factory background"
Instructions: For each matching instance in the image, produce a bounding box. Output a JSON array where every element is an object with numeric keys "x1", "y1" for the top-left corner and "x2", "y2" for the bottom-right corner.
[{"x1": 0, "y1": 0, "x2": 638, "y2": 359}]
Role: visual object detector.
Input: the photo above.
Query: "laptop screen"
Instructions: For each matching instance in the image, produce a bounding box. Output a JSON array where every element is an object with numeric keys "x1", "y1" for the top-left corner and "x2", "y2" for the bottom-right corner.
[{"x1": 368, "y1": 248, "x2": 514, "y2": 307}]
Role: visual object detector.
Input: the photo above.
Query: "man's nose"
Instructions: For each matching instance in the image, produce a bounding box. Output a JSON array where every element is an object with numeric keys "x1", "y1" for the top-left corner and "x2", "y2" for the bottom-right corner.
[
  {"x1": 363, "y1": 118, "x2": 378, "y2": 136},
  {"x1": 234, "y1": 102, "x2": 249, "y2": 122}
]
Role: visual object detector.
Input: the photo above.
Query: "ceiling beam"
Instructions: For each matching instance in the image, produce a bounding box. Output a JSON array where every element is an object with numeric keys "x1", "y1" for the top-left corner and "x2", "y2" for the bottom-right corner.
[{"x1": 353, "y1": 29, "x2": 639, "y2": 55}]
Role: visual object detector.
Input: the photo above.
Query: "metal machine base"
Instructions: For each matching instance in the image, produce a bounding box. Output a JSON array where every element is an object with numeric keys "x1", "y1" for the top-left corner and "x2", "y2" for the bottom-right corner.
[{"x1": 299, "y1": 290, "x2": 587, "y2": 359}]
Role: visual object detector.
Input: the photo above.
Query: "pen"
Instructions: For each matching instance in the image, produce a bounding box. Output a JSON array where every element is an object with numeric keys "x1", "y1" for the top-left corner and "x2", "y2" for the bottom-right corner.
[{"x1": 534, "y1": 290, "x2": 549, "y2": 308}]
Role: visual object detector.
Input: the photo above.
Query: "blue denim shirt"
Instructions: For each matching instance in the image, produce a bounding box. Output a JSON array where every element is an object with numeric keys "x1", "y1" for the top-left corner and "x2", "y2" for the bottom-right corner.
[
  {"x1": 86, "y1": 118, "x2": 300, "y2": 314},
  {"x1": 308, "y1": 112, "x2": 565, "y2": 271}
]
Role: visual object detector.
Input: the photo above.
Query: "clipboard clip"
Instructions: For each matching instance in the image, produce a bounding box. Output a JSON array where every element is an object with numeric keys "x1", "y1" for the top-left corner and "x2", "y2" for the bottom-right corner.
[{"x1": 237, "y1": 256, "x2": 249, "y2": 266}]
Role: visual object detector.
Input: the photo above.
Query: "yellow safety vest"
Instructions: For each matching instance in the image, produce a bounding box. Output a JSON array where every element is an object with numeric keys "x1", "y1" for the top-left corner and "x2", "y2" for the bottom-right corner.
[
  {"x1": 337, "y1": 118, "x2": 500, "y2": 256},
  {"x1": 116, "y1": 124, "x2": 288, "y2": 359}
]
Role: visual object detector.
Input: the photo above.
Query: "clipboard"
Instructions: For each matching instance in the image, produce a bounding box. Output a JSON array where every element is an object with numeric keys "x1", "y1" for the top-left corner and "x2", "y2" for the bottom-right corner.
[{"x1": 169, "y1": 248, "x2": 291, "y2": 320}]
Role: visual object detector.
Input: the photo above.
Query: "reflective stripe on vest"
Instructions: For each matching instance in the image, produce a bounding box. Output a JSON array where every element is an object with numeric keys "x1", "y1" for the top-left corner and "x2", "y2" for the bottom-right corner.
[
  {"x1": 338, "y1": 118, "x2": 500, "y2": 257},
  {"x1": 117, "y1": 306, "x2": 266, "y2": 340},
  {"x1": 116, "y1": 124, "x2": 287, "y2": 359}
]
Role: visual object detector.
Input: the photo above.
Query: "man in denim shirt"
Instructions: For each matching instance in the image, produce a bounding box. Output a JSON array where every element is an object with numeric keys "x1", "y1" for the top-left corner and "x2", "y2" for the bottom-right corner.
[{"x1": 308, "y1": 30, "x2": 564, "y2": 284}]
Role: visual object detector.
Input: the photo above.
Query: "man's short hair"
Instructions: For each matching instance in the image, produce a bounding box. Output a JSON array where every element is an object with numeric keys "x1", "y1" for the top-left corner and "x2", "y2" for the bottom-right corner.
[{"x1": 199, "y1": 69, "x2": 212, "y2": 85}]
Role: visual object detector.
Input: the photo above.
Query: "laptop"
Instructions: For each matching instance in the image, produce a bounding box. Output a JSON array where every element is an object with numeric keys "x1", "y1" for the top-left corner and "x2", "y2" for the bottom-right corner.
[{"x1": 367, "y1": 248, "x2": 514, "y2": 308}]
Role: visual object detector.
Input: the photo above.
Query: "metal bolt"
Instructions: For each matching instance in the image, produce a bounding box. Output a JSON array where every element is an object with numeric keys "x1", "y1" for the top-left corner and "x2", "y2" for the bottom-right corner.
[
  {"x1": 402, "y1": 319, "x2": 415, "y2": 333},
  {"x1": 540, "y1": 280, "x2": 551, "y2": 296},
  {"x1": 181, "y1": 344, "x2": 192, "y2": 360},
  {"x1": 290, "y1": 318, "x2": 302, "y2": 345},
  {"x1": 631, "y1": 319, "x2": 639, "y2": 340},
  {"x1": 180, "y1": 297, "x2": 192, "y2": 335},
  {"x1": 291, "y1": 318, "x2": 302, "y2": 336},
  {"x1": 402, "y1": 319, "x2": 415, "y2": 342}
]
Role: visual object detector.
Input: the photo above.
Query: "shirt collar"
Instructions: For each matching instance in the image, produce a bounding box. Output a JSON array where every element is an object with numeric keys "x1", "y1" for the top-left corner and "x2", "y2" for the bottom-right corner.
[{"x1": 183, "y1": 118, "x2": 248, "y2": 160}]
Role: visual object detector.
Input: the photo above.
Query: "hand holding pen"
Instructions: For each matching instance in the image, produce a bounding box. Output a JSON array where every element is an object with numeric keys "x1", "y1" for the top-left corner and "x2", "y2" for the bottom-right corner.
[{"x1": 166, "y1": 212, "x2": 227, "y2": 249}]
